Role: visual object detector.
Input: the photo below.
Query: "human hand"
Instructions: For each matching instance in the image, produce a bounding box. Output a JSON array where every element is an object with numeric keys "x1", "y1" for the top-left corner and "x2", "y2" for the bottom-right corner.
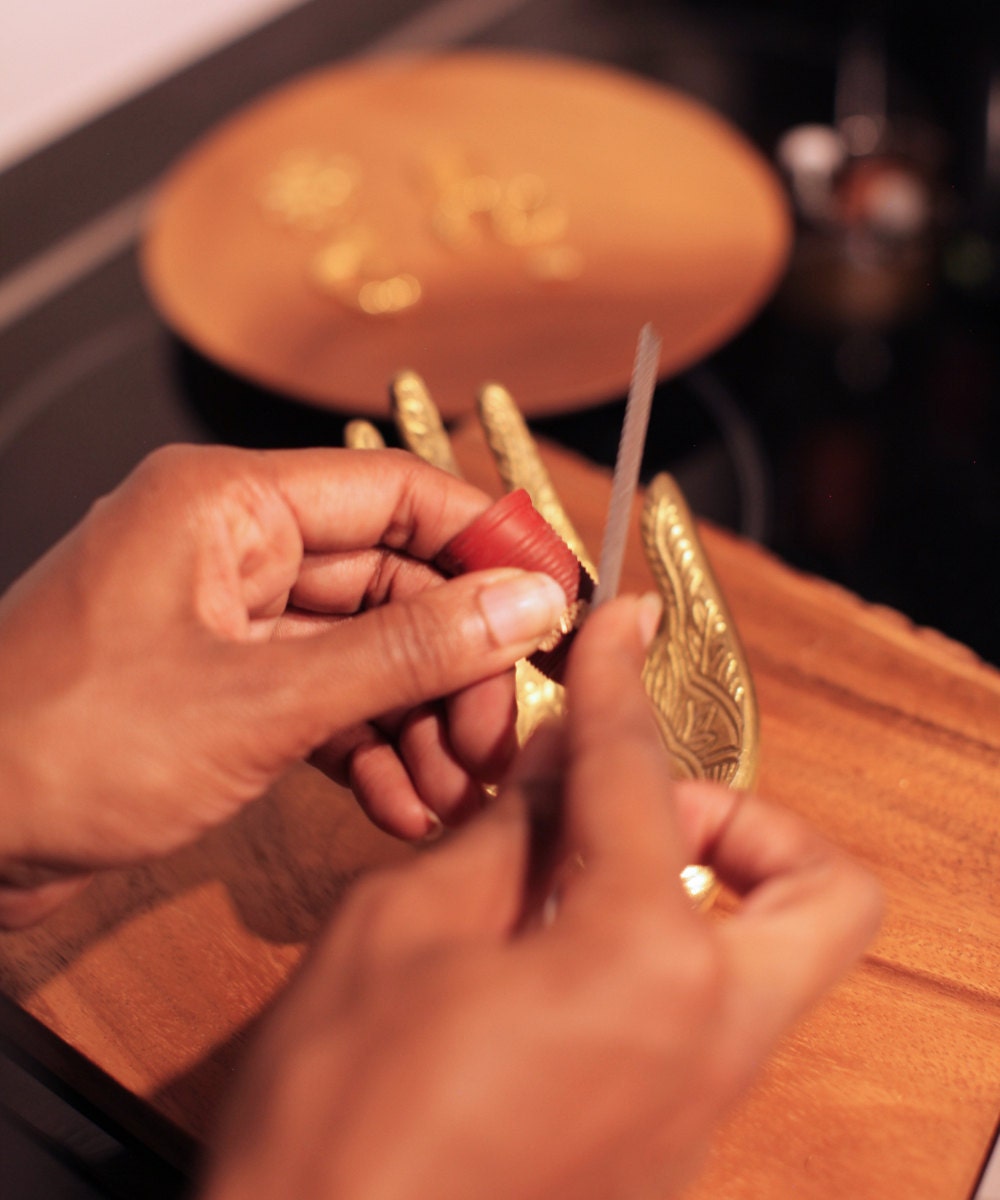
[
  {"x1": 0, "y1": 444, "x2": 569, "y2": 926},
  {"x1": 200, "y1": 596, "x2": 882, "y2": 1200}
]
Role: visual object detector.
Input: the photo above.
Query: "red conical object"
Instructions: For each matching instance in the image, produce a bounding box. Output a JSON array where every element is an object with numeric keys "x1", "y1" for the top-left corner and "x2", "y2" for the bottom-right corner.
[{"x1": 438, "y1": 489, "x2": 593, "y2": 682}]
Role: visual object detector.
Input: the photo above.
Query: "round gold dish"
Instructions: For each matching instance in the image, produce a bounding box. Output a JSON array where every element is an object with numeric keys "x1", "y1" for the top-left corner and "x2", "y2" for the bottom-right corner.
[{"x1": 142, "y1": 51, "x2": 790, "y2": 418}]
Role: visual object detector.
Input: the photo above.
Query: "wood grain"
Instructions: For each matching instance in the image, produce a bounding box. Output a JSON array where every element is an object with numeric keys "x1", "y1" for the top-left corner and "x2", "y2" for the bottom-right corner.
[{"x1": 1, "y1": 425, "x2": 998, "y2": 1197}]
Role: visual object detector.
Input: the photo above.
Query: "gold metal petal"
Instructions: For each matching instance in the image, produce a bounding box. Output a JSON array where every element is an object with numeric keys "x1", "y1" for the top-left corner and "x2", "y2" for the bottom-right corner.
[
  {"x1": 476, "y1": 382, "x2": 596, "y2": 575},
  {"x1": 390, "y1": 370, "x2": 461, "y2": 476},
  {"x1": 344, "y1": 419, "x2": 386, "y2": 450},
  {"x1": 640, "y1": 472, "x2": 759, "y2": 791}
]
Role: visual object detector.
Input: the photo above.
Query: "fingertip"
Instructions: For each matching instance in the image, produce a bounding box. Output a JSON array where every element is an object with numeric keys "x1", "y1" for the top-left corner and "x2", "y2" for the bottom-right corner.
[
  {"x1": 839, "y1": 854, "x2": 885, "y2": 951},
  {"x1": 635, "y1": 592, "x2": 664, "y2": 649},
  {"x1": 418, "y1": 808, "x2": 446, "y2": 845},
  {"x1": 348, "y1": 742, "x2": 442, "y2": 843},
  {"x1": 567, "y1": 593, "x2": 661, "y2": 688}
]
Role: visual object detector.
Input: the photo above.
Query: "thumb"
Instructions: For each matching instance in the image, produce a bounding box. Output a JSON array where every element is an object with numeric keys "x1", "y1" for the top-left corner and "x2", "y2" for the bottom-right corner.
[{"x1": 268, "y1": 568, "x2": 567, "y2": 748}]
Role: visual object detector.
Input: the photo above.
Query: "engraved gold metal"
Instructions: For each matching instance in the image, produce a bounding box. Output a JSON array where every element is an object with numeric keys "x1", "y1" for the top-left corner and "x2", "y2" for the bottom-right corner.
[
  {"x1": 390, "y1": 372, "x2": 461, "y2": 476},
  {"x1": 640, "y1": 474, "x2": 759, "y2": 791},
  {"x1": 476, "y1": 382, "x2": 594, "y2": 572},
  {"x1": 346, "y1": 373, "x2": 761, "y2": 905}
]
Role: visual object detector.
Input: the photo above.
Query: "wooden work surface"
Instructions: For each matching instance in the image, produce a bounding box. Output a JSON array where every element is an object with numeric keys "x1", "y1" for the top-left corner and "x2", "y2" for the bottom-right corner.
[{"x1": 1, "y1": 424, "x2": 999, "y2": 1197}]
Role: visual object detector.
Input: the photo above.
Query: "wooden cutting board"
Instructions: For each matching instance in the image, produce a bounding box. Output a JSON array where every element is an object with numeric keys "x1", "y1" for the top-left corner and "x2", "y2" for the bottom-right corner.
[{"x1": 1, "y1": 424, "x2": 998, "y2": 1198}]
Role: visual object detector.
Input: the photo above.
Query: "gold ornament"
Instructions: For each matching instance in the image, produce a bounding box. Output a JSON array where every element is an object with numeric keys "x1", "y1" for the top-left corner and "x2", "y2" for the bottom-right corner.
[{"x1": 345, "y1": 373, "x2": 759, "y2": 910}]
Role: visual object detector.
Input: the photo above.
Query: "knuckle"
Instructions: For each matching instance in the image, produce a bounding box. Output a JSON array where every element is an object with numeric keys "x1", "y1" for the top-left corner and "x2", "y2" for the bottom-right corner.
[
  {"x1": 363, "y1": 549, "x2": 409, "y2": 606},
  {"x1": 131, "y1": 444, "x2": 261, "y2": 503},
  {"x1": 131, "y1": 443, "x2": 207, "y2": 490},
  {"x1": 369, "y1": 597, "x2": 459, "y2": 704},
  {"x1": 118, "y1": 445, "x2": 221, "y2": 523}
]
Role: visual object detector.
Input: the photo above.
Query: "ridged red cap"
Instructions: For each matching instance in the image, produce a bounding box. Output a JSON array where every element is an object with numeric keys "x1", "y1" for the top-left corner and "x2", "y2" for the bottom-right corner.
[{"x1": 438, "y1": 489, "x2": 593, "y2": 682}]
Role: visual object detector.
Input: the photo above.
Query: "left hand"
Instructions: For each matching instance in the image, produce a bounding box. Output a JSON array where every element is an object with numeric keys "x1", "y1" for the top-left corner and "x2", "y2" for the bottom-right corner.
[{"x1": 0, "y1": 444, "x2": 569, "y2": 926}]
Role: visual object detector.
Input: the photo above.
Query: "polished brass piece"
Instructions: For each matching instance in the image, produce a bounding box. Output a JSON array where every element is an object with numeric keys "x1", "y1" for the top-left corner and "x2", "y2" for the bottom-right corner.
[
  {"x1": 264, "y1": 144, "x2": 580, "y2": 318},
  {"x1": 525, "y1": 244, "x2": 585, "y2": 282},
  {"x1": 640, "y1": 474, "x2": 759, "y2": 791},
  {"x1": 346, "y1": 373, "x2": 762, "y2": 906},
  {"x1": 311, "y1": 228, "x2": 370, "y2": 284},
  {"x1": 473, "y1": 380, "x2": 596, "y2": 743},
  {"x1": 476, "y1": 382, "x2": 595, "y2": 572},
  {"x1": 390, "y1": 372, "x2": 461, "y2": 476},
  {"x1": 344, "y1": 419, "x2": 386, "y2": 451}
]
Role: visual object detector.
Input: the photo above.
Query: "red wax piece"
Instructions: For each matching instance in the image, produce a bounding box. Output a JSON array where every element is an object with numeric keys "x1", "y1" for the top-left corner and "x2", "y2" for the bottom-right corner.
[{"x1": 438, "y1": 489, "x2": 594, "y2": 682}]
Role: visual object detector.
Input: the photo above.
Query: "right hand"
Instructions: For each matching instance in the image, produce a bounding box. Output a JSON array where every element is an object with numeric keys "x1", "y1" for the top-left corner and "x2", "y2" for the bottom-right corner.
[
  {"x1": 0, "y1": 445, "x2": 569, "y2": 926},
  {"x1": 201, "y1": 595, "x2": 882, "y2": 1200}
]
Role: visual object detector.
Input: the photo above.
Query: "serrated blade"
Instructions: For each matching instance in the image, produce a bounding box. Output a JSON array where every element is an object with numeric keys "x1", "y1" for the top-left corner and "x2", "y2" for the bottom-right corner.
[{"x1": 592, "y1": 323, "x2": 661, "y2": 607}]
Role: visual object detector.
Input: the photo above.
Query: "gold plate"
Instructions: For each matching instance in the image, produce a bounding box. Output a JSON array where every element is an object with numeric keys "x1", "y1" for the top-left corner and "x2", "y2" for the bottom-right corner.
[{"x1": 142, "y1": 51, "x2": 790, "y2": 417}]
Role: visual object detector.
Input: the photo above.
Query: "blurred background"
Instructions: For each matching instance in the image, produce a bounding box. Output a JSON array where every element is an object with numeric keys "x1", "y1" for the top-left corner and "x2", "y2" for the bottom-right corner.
[{"x1": 1, "y1": 0, "x2": 998, "y2": 665}]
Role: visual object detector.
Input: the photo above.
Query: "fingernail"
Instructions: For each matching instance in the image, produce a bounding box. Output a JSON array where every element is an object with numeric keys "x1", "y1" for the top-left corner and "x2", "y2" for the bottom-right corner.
[
  {"x1": 478, "y1": 572, "x2": 568, "y2": 647},
  {"x1": 419, "y1": 808, "x2": 445, "y2": 844},
  {"x1": 636, "y1": 592, "x2": 663, "y2": 649}
]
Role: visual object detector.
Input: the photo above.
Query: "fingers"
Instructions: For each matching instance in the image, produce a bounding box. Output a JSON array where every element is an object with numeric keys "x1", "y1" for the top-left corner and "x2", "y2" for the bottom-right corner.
[
  {"x1": 348, "y1": 731, "x2": 445, "y2": 842},
  {"x1": 310, "y1": 674, "x2": 518, "y2": 841},
  {"x1": 675, "y1": 781, "x2": 883, "y2": 1058},
  {"x1": 395, "y1": 704, "x2": 487, "y2": 825},
  {"x1": 87, "y1": 445, "x2": 490, "y2": 635},
  {"x1": 444, "y1": 672, "x2": 520, "y2": 784},
  {"x1": 263, "y1": 447, "x2": 491, "y2": 560},
  {"x1": 348, "y1": 700, "x2": 487, "y2": 835},
  {"x1": 317, "y1": 787, "x2": 534, "y2": 976},
  {"x1": 554, "y1": 595, "x2": 690, "y2": 911},
  {"x1": 305, "y1": 722, "x2": 439, "y2": 841},
  {"x1": 267, "y1": 569, "x2": 566, "y2": 755},
  {"x1": 288, "y1": 549, "x2": 446, "y2": 615},
  {"x1": 499, "y1": 719, "x2": 572, "y2": 924}
]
